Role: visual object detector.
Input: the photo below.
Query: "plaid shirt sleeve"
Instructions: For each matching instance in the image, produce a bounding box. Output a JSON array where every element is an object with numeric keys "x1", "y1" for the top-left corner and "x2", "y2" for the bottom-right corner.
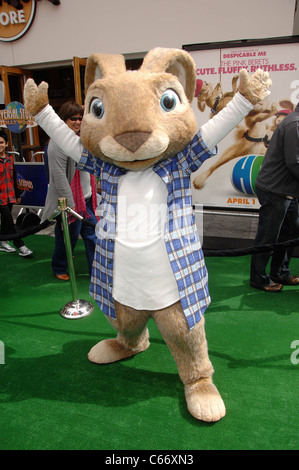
[
  {"x1": 177, "y1": 129, "x2": 217, "y2": 175},
  {"x1": 155, "y1": 134, "x2": 213, "y2": 330},
  {"x1": 76, "y1": 149, "x2": 99, "y2": 174}
]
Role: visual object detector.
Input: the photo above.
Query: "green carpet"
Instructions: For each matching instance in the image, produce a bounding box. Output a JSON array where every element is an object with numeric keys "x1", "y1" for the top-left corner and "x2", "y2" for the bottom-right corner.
[{"x1": 0, "y1": 234, "x2": 298, "y2": 450}]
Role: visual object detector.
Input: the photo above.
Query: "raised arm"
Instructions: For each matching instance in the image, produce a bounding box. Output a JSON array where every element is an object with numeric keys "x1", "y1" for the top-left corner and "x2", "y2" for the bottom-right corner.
[
  {"x1": 201, "y1": 92, "x2": 253, "y2": 150},
  {"x1": 201, "y1": 68, "x2": 272, "y2": 150},
  {"x1": 24, "y1": 79, "x2": 83, "y2": 162}
]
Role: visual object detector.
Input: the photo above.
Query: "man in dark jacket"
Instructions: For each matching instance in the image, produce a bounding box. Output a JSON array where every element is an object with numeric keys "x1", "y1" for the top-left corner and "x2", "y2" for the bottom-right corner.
[{"x1": 250, "y1": 103, "x2": 299, "y2": 292}]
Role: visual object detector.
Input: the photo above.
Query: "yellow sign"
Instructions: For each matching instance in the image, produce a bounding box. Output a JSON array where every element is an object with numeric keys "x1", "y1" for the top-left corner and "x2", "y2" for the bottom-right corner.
[{"x1": 0, "y1": 0, "x2": 36, "y2": 42}]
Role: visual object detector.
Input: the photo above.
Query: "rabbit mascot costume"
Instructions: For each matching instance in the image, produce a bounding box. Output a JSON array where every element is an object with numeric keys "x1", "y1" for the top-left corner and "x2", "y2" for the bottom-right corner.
[{"x1": 24, "y1": 48, "x2": 271, "y2": 422}]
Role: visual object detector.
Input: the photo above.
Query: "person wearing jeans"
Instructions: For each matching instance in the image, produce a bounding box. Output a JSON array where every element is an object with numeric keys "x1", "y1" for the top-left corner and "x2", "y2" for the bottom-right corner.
[
  {"x1": 250, "y1": 186, "x2": 299, "y2": 291},
  {"x1": 41, "y1": 101, "x2": 98, "y2": 280},
  {"x1": 51, "y1": 196, "x2": 98, "y2": 277}
]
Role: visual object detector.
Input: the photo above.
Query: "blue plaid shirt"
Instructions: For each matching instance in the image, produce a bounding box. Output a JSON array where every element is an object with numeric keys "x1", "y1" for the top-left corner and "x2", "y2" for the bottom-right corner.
[{"x1": 77, "y1": 130, "x2": 215, "y2": 330}]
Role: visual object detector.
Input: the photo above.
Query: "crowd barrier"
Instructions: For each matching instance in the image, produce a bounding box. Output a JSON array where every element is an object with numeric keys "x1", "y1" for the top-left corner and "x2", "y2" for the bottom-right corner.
[
  {"x1": 0, "y1": 199, "x2": 94, "y2": 320},
  {"x1": 1, "y1": 199, "x2": 298, "y2": 321},
  {"x1": 0, "y1": 209, "x2": 298, "y2": 257}
]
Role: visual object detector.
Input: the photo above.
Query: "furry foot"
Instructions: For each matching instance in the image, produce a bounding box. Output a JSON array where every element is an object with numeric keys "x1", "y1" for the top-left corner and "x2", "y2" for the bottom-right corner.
[
  {"x1": 88, "y1": 338, "x2": 149, "y2": 364},
  {"x1": 185, "y1": 378, "x2": 226, "y2": 422}
]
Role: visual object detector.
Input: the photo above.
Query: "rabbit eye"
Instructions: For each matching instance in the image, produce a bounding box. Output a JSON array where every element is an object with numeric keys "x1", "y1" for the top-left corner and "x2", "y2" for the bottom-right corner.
[
  {"x1": 90, "y1": 98, "x2": 104, "y2": 119},
  {"x1": 160, "y1": 89, "x2": 180, "y2": 112}
]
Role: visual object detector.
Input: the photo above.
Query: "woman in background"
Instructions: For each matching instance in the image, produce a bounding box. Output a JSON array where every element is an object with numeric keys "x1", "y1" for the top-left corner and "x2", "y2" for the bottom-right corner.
[{"x1": 42, "y1": 101, "x2": 98, "y2": 280}]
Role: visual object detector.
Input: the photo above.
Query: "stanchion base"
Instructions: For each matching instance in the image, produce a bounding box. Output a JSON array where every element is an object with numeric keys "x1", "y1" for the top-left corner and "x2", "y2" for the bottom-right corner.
[{"x1": 60, "y1": 299, "x2": 94, "y2": 319}]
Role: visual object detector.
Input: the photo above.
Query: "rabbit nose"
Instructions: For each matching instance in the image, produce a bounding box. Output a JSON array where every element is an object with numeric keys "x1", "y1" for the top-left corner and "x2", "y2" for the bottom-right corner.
[{"x1": 115, "y1": 132, "x2": 150, "y2": 152}]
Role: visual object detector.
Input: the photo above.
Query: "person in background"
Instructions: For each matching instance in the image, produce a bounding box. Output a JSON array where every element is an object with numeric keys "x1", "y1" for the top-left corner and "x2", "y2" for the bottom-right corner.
[
  {"x1": 0, "y1": 130, "x2": 33, "y2": 257},
  {"x1": 250, "y1": 103, "x2": 299, "y2": 292},
  {"x1": 42, "y1": 101, "x2": 98, "y2": 281}
]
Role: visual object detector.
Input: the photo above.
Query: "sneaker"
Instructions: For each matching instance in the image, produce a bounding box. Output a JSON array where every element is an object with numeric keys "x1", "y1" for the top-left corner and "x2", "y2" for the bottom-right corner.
[
  {"x1": 0, "y1": 241, "x2": 16, "y2": 253},
  {"x1": 18, "y1": 245, "x2": 33, "y2": 257}
]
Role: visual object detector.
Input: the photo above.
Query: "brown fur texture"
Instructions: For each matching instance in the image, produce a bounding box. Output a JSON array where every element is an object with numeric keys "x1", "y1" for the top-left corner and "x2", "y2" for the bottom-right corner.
[
  {"x1": 80, "y1": 49, "x2": 198, "y2": 171},
  {"x1": 88, "y1": 300, "x2": 225, "y2": 422},
  {"x1": 140, "y1": 47, "x2": 196, "y2": 102},
  {"x1": 24, "y1": 80, "x2": 49, "y2": 116},
  {"x1": 23, "y1": 48, "x2": 272, "y2": 423},
  {"x1": 84, "y1": 53, "x2": 126, "y2": 92}
]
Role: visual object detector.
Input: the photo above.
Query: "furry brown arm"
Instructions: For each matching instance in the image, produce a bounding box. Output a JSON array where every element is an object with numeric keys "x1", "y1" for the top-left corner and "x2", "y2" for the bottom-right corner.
[
  {"x1": 238, "y1": 68, "x2": 272, "y2": 105},
  {"x1": 24, "y1": 79, "x2": 49, "y2": 116}
]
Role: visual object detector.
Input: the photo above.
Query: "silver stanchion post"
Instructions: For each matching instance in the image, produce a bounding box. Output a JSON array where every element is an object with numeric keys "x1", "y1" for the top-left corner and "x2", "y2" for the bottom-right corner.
[{"x1": 57, "y1": 197, "x2": 94, "y2": 320}]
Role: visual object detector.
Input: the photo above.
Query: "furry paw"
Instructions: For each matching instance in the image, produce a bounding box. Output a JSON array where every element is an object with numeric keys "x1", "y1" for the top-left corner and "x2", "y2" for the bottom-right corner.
[
  {"x1": 88, "y1": 338, "x2": 149, "y2": 364},
  {"x1": 185, "y1": 378, "x2": 226, "y2": 422},
  {"x1": 24, "y1": 78, "x2": 49, "y2": 116},
  {"x1": 238, "y1": 68, "x2": 272, "y2": 105}
]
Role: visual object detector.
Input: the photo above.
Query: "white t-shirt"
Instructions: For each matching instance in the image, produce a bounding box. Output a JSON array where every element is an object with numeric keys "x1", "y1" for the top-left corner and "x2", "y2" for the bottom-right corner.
[
  {"x1": 112, "y1": 168, "x2": 179, "y2": 309},
  {"x1": 80, "y1": 170, "x2": 92, "y2": 199}
]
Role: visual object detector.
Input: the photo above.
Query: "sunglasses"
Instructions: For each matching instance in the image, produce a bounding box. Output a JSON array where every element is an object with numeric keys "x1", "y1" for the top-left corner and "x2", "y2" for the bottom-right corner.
[{"x1": 69, "y1": 116, "x2": 83, "y2": 122}]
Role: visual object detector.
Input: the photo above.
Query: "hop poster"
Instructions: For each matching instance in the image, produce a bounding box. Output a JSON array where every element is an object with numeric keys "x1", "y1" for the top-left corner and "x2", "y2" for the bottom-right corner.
[{"x1": 185, "y1": 39, "x2": 299, "y2": 209}]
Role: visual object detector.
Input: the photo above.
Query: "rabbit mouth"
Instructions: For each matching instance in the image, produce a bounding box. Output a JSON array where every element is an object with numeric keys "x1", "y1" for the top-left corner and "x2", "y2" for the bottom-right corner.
[{"x1": 100, "y1": 129, "x2": 169, "y2": 162}]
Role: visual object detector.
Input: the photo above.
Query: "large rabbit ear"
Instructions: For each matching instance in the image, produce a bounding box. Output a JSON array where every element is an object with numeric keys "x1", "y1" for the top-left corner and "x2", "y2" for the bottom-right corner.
[
  {"x1": 140, "y1": 48, "x2": 196, "y2": 102},
  {"x1": 84, "y1": 53, "x2": 126, "y2": 93}
]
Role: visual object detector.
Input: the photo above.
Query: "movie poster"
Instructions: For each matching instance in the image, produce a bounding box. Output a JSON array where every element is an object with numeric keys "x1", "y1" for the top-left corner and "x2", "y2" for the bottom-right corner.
[{"x1": 187, "y1": 40, "x2": 299, "y2": 209}]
